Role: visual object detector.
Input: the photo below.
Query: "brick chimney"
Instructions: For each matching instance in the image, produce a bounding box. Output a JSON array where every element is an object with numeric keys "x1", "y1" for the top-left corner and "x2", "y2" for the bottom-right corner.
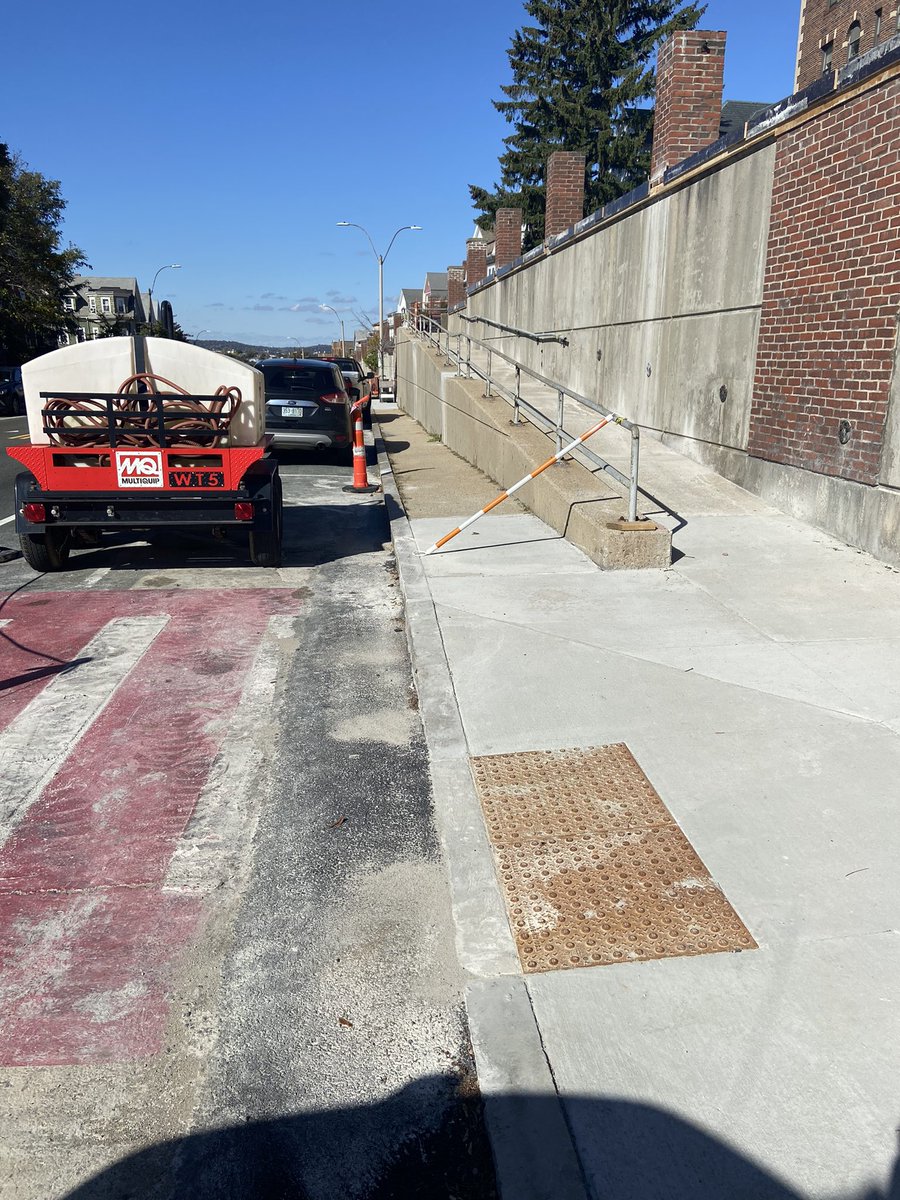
[
  {"x1": 545, "y1": 151, "x2": 586, "y2": 239},
  {"x1": 466, "y1": 238, "x2": 488, "y2": 288},
  {"x1": 448, "y1": 265, "x2": 466, "y2": 308},
  {"x1": 651, "y1": 30, "x2": 726, "y2": 184},
  {"x1": 495, "y1": 208, "x2": 523, "y2": 268}
]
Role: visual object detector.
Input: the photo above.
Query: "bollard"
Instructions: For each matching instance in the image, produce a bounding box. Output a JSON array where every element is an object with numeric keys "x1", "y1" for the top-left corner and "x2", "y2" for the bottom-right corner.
[{"x1": 343, "y1": 401, "x2": 379, "y2": 494}]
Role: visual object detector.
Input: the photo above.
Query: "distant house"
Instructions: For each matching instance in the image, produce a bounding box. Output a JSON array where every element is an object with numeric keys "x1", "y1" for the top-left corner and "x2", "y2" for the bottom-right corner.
[
  {"x1": 718, "y1": 100, "x2": 770, "y2": 139},
  {"x1": 60, "y1": 276, "x2": 155, "y2": 345},
  {"x1": 397, "y1": 288, "x2": 423, "y2": 317},
  {"x1": 423, "y1": 272, "x2": 448, "y2": 314}
]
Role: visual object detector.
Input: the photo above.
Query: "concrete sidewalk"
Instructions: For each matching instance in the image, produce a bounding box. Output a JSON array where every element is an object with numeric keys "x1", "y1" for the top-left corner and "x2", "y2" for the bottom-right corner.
[{"x1": 377, "y1": 407, "x2": 900, "y2": 1200}]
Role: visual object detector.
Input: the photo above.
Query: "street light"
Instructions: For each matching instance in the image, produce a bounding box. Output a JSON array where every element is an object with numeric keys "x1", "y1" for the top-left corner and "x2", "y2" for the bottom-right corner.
[
  {"x1": 190, "y1": 328, "x2": 211, "y2": 342},
  {"x1": 320, "y1": 304, "x2": 346, "y2": 357},
  {"x1": 147, "y1": 263, "x2": 181, "y2": 322},
  {"x1": 336, "y1": 222, "x2": 421, "y2": 380}
]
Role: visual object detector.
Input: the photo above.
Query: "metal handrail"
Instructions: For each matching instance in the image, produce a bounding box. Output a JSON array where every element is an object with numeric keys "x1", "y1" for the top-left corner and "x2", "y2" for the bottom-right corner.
[
  {"x1": 407, "y1": 314, "x2": 640, "y2": 522},
  {"x1": 457, "y1": 313, "x2": 569, "y2": 347}
]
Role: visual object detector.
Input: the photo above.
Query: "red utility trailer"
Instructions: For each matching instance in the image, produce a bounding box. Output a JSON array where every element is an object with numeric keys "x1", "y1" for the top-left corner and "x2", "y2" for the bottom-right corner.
[{"x1": 8, "y1": 337, "x2": 283, "y2": 571}]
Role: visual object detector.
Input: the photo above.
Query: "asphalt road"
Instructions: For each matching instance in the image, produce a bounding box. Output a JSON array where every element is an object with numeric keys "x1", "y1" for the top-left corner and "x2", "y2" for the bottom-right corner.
[
  {"x1": 0, "y1": 415, "x2": 29, "y2": 530},
  {"x1": 0, "y1": 446, "x2": 496, "y2": 1200}
]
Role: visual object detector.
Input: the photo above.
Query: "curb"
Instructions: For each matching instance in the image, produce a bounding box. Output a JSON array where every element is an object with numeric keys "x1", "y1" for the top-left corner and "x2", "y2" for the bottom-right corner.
[{"x1": 374, "y1": 421, "x2": 591, "y2": 1200}]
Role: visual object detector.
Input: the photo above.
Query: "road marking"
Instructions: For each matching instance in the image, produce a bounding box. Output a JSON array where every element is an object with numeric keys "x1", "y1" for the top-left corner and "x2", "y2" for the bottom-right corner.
[
  {"x1": 0, "y1": 616, "x2": 168, "y2": 850},
  {"x1": 0, "y1": 589, "x2": 299, "y2": 1066},
  {"x1": 0, "y1": 515, "x2": 14, "y2": 527},
  {"x1": 164, "y1": 614, "x2": 296, "y2": 895},
  {"x1": 82, "y1": 566, "x2": 110, "y2": 588}
]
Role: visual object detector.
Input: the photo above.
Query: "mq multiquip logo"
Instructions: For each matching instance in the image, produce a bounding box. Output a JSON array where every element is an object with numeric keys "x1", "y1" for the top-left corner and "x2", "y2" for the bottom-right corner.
[{"x1": 116, "y1": 450, "x2": 163, "y2": 489}]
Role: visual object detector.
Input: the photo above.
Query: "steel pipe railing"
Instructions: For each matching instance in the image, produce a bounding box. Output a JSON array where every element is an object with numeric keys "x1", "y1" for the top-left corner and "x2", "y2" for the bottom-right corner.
[
  {"x1": 407, "y1": 313, "x2": 641, "y2": 522},
  {"x1": 457, "y1": 313, "x2": 569, "y2": 347}
]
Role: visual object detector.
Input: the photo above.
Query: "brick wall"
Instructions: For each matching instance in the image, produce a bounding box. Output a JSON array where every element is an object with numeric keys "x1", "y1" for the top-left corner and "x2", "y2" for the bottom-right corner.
[
  {"x1": 748, "y1": 78, "x2": 900, "y2": 483},
  {"x1": 448, "y1": 265, "x2": 466, "y2": 308},
  {"x1": 650, "y1": 30, "x2": 726, "y2": 183},
  {"x1": 495, "y1": 208, "x2": 523, "y2": 267},
  {"x1": 466, "y1": 239, "x2": 488, "y2": 288},
  {"x1": 545, "y1": 152, "x2": 585, "y2": 238},
  {"x1": 796, "y1": 0, "x2": 896, "y2": 91}
]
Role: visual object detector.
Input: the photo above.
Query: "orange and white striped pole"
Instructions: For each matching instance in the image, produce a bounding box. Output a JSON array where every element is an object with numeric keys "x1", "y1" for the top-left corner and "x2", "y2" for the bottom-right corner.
[
  {"x1": 424, "y1": 415, "x2": 623, "y2": 555},
  {"x1": 343, "y1": 400, "x2": 379, "y2": 494}
]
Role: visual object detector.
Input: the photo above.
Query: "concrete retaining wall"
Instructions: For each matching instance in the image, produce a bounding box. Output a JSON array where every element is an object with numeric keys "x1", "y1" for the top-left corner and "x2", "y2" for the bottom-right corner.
[
  {"x1": 455, "y1": 147, "x2": 775, "y2": 457},
  {"x1": 448, "y1": 135, "x2": 900, "y2": 567}
]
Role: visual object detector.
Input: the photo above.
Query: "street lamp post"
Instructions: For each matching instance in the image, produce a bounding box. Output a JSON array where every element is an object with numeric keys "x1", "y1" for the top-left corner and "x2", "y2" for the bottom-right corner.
[
  {"x1": 320, "y1": 304, "x2": 346, "y2": 357},
  {"x1": 336, "y1": 222, "x2": 421, "y2": 381},
  {"x1": 147, "y1": 263, "x2": 181, "y2": 325}
]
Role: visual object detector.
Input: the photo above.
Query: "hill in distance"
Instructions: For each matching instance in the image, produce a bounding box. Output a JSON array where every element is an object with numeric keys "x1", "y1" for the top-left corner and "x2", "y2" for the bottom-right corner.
[{"x1": 194, "y1": 339, "x2": 334, "y2": 359}]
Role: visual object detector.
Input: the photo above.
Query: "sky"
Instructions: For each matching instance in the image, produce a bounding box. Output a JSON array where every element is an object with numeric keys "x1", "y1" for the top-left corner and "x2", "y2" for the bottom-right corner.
[{"x1": 4, "y1": 1, "x2": 801, "y2": 346}]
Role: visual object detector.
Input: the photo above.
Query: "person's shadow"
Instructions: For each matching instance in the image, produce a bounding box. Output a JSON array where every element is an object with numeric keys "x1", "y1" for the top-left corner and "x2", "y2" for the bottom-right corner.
[{"x1": 60, "y1": 1079, "x2": 900, "y2": 1200}]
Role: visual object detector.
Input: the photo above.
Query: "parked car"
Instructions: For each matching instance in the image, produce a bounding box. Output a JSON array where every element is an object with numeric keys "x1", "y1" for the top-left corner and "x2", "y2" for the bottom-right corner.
[
  {"x1": 0, "y1": 366, "x2": 24, "y2": 416},
  {"x1": 321, "y1": 356, "x2": 375, "y2": 427},
  {"x1": 259, "y1": 359, "x2": 353, "y2": 461}
]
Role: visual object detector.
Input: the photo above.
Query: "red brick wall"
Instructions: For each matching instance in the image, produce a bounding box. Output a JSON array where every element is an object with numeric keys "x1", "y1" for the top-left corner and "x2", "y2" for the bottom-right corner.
[
  {"x1": 545, "y1": 152, "x2": 585, "y2": 237},
  {"x1": 466, "y1": 239, "x2": 488, "y2": 287},
  {"x1": 448, "y1": 266, "x2": 466, "y2": 308},
  {"x1": 748, "y1": 78, "x2": 900, "y2": 484},
  {"x1": 495, "y1": 208, "x2": 523, "y2": 267},
  {"x1": 651, "y1": 30, "x2": 726, "y2": 182},
  {"x1": 448, "y1": 266, "x2": 468, "y2": 309},
  {"x1": 796, "y1": 0, "x2": 893, "y2": 92}
]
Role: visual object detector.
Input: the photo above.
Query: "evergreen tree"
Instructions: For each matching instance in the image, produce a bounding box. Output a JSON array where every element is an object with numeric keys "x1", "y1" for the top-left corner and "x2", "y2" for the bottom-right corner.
[
  {"x1": 471, "y1": 0, "x2": 706, "y2": 247},
  {"x1": 0, "y1": 144, "x2": 87, "y2": 362}
]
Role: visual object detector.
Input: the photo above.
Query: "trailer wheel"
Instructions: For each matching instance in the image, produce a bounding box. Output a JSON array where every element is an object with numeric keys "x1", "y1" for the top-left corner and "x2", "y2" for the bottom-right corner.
[
  {"x1": 249, "y1": 475, "x2": 283, "y2": 567},
  {"x1": 19, "y1": 529, "x2": 70, "y2": 572}
]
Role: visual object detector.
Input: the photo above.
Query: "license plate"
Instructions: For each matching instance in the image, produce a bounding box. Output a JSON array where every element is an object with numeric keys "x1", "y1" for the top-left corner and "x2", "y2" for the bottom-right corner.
[{"x1": 282, "y1": 406, "x2": 304, "y2": 418}]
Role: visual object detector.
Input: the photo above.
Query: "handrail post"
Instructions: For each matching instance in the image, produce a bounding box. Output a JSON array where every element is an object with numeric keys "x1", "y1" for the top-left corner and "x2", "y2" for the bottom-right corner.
[
  {"x1": 555, "y1": 390, "x2": 565, "y2": 455},
  {"x1": 456, "y1": 333, "x2": 461, "y2": 376},
  {"x1": 486, "y1": 349, "x2": 492, "y2": 397},
  {"x1": 513, "y1": 365, "x2": 521, "y2": 424},
  {"x1": 466, "y1": 337, "x2": 472, "y2": 378},
  {"x1": 629, "y1": 427, "x2": 640, "y2": 523}
]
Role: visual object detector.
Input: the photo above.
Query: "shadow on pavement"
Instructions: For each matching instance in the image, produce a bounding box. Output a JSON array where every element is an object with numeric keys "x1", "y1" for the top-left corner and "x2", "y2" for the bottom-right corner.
[
  {"x1": 60, "y1": 1083, "x2": 900, "y2": 1200},
  {"x1": 30, "y1": 499, "x2": 389, "y2": 575}
]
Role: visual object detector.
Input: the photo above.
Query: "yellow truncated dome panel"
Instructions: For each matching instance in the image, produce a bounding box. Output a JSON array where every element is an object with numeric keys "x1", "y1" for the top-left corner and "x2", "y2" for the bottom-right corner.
[{"x1": 471, "y1": 744, "x2": 756, "y2": 973}]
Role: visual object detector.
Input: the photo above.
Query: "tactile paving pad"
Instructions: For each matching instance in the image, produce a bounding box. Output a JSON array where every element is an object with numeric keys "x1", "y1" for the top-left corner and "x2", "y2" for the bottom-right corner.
[{"x1": 471, "y1": 745, "x2": 756, "y2": 972}]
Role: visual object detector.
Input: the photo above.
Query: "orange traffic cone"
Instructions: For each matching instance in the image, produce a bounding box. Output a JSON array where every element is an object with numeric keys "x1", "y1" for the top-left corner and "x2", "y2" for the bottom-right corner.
[{"x1": 343, "y1": 401, "x2": 379, "y2": 494}]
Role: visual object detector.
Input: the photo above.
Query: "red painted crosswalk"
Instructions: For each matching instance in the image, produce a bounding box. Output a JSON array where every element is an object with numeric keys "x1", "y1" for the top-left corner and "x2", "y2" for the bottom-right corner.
[{"x1": 0, "y1": 589, "x2": 297, "y2": 1066}]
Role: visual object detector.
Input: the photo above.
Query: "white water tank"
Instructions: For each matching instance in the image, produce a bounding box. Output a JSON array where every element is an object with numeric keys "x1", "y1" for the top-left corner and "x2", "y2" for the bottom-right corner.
[{"x1": 21, "y1": 337, "x2": 264, "y2": 447}]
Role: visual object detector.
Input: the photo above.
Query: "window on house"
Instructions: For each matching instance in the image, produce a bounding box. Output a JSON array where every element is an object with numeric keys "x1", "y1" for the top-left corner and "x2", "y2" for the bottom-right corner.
[
  {"x1": 88, "y1": 296, "x2": 97, "y2": 313},
  {"x1": 76, "y1": 328, "x2": 86, "y2": 342},
  {"x1": 115, "y1": 296, "x2": 126, "y2": 314},
  {"x1": 63, "y1": 295, "x2": 75, "y2": 311},
  {"x1": 847, "y1": 21, "x2": 862, "y2": 61},
  {"x1": 58, "y1": 332, "x2": 70, "y2": 346},
  {"x1": 101, "y1": 296, "x2": 111, "y2": 313},
  {"x1": 875, "y1": 9, "x2": 883, "y2": 42},
  {"x1": 822, "y1": 41, "x2": 834, "y2": 72},
  {"x1": 91, "y1": 326, "x2": 102, "y2": 339}
]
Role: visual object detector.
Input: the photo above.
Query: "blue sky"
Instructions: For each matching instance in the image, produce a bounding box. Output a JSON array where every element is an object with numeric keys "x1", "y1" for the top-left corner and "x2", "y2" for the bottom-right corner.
[{"x1": 4, "y1": 1, "x2": 800, "y2": 345}]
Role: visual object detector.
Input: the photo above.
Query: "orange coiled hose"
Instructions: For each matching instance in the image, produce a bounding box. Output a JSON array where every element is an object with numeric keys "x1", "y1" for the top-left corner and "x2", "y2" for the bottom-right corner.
[{"x1": 44, "y1": 373, "x2": 242, "y2": 448}]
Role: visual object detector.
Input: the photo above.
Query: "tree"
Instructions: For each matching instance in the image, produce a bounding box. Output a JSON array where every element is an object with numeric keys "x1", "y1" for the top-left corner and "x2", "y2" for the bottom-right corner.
[
  {"x1": 471, "y1": 0, "x2": 706, "y2": 247},
  {"x1": 0, "y1": 144, "x2": 87, "y2": 362}
]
